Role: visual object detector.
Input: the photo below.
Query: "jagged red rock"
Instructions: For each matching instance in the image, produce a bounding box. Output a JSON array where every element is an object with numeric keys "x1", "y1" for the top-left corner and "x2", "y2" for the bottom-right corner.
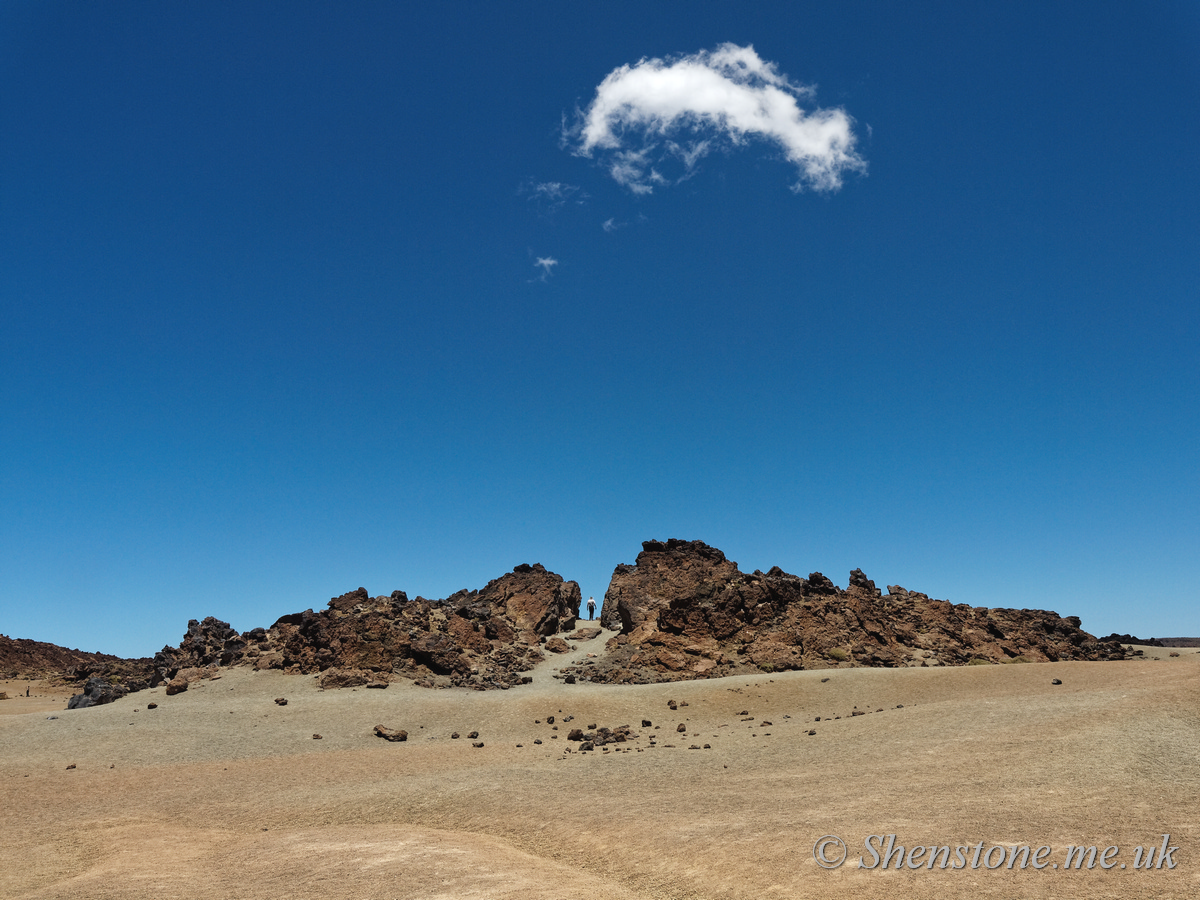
[
  {"x1": 153, "y1": 563, "x2": 580, "y2": 691},
  {"x1": 592, "y1": 539, "x2": 1126, "y2": 683}
]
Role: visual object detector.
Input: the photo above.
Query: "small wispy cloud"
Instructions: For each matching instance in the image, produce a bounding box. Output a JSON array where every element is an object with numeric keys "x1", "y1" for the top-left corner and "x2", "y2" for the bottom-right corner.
[
  {"x1": 601, "y1": 217, "x2": 625, "y2": 232},
  {"x1": 532, "y1": 256, "x2": 559, "y2": 281},
  {"x1": 566, "y1": 43, "x2": 865, "y2": 194},
  {"x1": 522, "y1": 180, "x2": 585, "y2": 214}
]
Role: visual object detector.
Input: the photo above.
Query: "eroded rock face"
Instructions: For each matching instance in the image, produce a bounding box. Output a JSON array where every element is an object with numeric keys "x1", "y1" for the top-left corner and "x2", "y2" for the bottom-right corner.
[
  {"x1": 153, "y1": 563, "x2": 580, "y2": 691},
  {"x1": 600, "y1": 539, "x2": 739, "y2": 637},
  {"x1": 586, "y1": 539, "x2": 1126, "y2": 684}
]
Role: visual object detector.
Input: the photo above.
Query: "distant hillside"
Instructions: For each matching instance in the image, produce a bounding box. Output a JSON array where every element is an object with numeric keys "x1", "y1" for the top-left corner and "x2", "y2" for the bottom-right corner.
[
  {"x1": 0, "y1": 633, "x2": 151, "y2": 681},
  {"x1": 1097, "y1": 634, "x2": 1200, "y2": 648}
]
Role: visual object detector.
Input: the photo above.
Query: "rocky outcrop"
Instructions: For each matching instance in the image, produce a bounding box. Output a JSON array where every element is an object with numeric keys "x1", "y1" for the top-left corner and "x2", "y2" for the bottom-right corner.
[
  {"x1": 157, "y1": 617, "x2": 248, "y2": 671},
  {"x1": 66, "y1": 676, "x2": 130, "y2": 709},
  {"x1": 22, "y1": 543, "x2": 1137, "y2": 700},
  {"x1": 584, "y1": 539, "x2": 1127, "y2": 684},
  {"x1": 153, "y1": 562, "x2": 580, "y2": 691}
]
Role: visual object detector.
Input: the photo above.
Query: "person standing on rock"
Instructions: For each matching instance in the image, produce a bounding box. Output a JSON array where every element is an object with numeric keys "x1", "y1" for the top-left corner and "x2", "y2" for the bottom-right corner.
[{"x1": 587, "y1": 597, "x2": 596, "y2": 620}]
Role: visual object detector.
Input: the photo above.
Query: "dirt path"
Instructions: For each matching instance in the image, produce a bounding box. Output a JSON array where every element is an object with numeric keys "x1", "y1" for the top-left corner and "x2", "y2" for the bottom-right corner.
[{"x1": 524, "y1": 623, "x2": 619, "y2": 686}]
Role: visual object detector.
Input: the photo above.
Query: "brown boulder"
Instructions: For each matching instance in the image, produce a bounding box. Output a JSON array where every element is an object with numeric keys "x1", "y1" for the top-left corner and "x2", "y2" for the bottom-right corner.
[
  {"x1": 374, "y1": 725, "x2": 407, "y2": 742},
  {"x1": 318, "y1": 668, "x2": 374, "y2": 689}
]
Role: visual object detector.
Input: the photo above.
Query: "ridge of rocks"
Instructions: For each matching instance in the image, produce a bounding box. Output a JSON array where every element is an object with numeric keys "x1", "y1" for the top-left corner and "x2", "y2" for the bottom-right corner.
[
  {"x1": 22, "y1": 540, "x2": 1139, "y2": 706},
  {"x1": 151, "y1": 562, "x2": 581, "y2": 691},
  {"x1": 585, "y1": 539, "x2": 1126, "y2": 684}
]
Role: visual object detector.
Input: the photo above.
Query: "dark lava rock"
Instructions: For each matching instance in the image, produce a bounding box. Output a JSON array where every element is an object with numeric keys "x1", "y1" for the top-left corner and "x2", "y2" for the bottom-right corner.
[
  {"x1": 580, "y1": 741, "x2": 594, "y2": 751},
  {"x1": 567, "y1": 728, "x2": 584, "y2": 741},
  {"x1": 642, "y1": 719, "x2": 652, "y2": 727},
  {"x1": 274, "y1": 697, "x2": 288, "y2": 706},
  {"x1": 374, "y1": 725, "x2": 407, "y2": 742},
  {"x1": 467, "y1": 731, "x2": 479, "y2": 739},
  {"x1": 676, "y1": 723, "x2": 687, "y2": 732},
  {"x1": 1051, "y1": 678, "x2": 1062, "y2": 685},
  {"x1": 1098, "y1": 633, "x2": 1164, "y2": 647},
  {"x1": 67, "y1": 677, "x2": 129, "y2": 709},
  {"x1": 147, "y1": 703, "x2": 157, "y2": 709}
]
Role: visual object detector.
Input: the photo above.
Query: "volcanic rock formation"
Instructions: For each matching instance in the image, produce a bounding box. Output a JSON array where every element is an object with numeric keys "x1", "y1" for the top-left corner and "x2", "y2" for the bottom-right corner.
[
  {"x1": 153, "y1": 563, "x2": 581, "y2": 690},
  {"x1": 586, "y1": 539, "x2": 1126, "y2": 683}
]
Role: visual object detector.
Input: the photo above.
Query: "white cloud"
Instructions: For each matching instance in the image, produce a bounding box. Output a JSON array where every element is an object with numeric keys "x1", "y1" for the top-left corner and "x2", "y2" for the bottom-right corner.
[
  {"x1": 522, "y1": 180, "x2": 585, "y2": 214},
  {"x1": 532, "y1": 256, "x2": 559, "y2": 281},
  {"x1": 530, "y1": 181, "x2": 577, "y2": 202},
  {"x1": 601, "y1": 217, "x2": 626, "y2": 232},
  {"x1": 568, "y1": 43, "x2": 865, "y2": 193}
]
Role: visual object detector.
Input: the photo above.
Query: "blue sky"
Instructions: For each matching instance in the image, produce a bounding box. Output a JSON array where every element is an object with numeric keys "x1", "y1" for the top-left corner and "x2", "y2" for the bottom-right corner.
[{"x1": 2, "y1": 2, "x2": 1197, "y2": 658}]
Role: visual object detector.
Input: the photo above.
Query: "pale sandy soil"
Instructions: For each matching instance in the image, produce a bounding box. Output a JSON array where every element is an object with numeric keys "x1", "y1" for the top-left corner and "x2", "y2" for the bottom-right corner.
[
  {"x1": 0, "y1": 679, "x2": 74, "y2": 716},
  {"x1": 2, "y1": 645, "x2": 1199, "y2": 899}
]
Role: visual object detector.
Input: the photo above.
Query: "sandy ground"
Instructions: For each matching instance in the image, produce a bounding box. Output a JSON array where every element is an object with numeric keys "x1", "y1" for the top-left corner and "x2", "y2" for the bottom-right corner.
[
  {"x1": 2, "y1": 641, "x2": 1198, "y2": 899},
  {"x1": 0, "y1": 678, "x2": 75, "y2": 716}
]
